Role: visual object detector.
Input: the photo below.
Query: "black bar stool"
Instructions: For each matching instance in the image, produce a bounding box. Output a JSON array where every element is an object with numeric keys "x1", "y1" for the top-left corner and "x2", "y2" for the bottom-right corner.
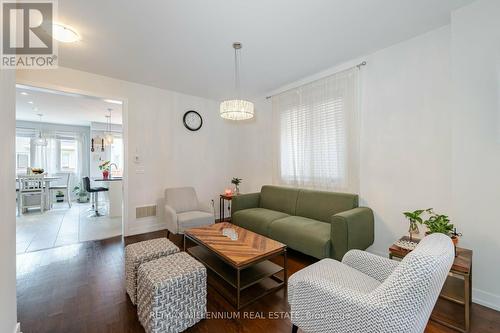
[{"x1": 83, "y1": 177, "x2": 109, "y2": 217}]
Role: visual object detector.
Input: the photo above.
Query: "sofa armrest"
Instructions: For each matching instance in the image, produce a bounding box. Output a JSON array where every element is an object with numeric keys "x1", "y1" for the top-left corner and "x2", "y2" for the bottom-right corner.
[
  {"x1": 330, "y1": 207, "x2": 374, "y2": 261},
  {"x1": 231, "y1": 192, "x2": 260, "y2": 215},
  {"x1": 342, "y1": 250, "x2": 399, "y2": 282}
]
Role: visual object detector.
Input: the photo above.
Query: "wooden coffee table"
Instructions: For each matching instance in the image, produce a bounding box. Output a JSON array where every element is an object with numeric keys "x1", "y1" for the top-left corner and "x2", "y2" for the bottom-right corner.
[{"x1": 184, "y1": 222, "x2": 287, "y2": 310}]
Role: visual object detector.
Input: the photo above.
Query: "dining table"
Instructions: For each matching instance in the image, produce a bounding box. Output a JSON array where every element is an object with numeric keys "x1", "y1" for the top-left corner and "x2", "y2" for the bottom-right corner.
[{"x1": 16, "y1": 175, "x2": 61, "y2": 211}]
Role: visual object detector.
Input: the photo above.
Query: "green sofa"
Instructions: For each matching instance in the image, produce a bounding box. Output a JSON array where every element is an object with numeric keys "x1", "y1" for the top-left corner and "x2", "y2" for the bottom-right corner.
[{"x1": 231, "y1": 185, "x2": 374, "y2": 260}]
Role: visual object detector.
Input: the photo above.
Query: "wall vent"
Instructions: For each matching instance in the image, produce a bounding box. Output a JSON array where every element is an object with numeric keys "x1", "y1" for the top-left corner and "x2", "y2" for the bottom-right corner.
[{"x1": 136, "y1": 205, "x2": 157, "y2": 219}]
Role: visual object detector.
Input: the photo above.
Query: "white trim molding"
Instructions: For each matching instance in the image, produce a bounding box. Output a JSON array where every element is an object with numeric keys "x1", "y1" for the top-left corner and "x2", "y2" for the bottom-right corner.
[
  {"x1": 473, "y1": 288, "x2": 500, "y2": 312},
  {"x1": 125, "y1": 218, "x2": 165, "y2": 237}
]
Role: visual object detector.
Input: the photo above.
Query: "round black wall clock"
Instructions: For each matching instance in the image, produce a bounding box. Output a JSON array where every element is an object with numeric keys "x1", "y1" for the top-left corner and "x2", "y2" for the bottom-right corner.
[{"x1": 183, "y1": 110, "x2": 203, "y2": 131}]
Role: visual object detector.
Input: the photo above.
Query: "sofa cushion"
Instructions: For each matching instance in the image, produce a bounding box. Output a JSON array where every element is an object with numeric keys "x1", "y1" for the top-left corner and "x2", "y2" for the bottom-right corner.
[
  {"x1": 288, "y1": 258, "x2": 381, "y2": 302},
  {"x1": 269, "y1": 216, "x2": 331, "y2": 259},
  {"x1": 259, "y1": 185, "x2": 299, "y2": 215},
  {"x1": 295, "y1": 189, "x2": 358, "y2": 222},
  {"x1": 232, "y1": 208, "x2": 289, "y2": 237}
]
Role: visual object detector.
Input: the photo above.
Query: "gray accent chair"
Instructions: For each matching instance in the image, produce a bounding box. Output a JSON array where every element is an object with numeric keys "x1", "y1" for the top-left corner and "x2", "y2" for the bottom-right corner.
[
  {"x1": 288, "y1": 233, "x2": 454, "y2": 333},
  {"x1": 164, "y1": 187, "x2": 214, "y2": 238}
]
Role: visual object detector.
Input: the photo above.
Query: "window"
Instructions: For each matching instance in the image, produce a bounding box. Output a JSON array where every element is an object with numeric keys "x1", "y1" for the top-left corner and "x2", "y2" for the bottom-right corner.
[
  {"x1": 60, "y1": 139, "x2": 78, "y2": 172},
  {"x1": 110, "y1": 136, "x2": 123, "y2": 177},
  {"x1": 16, "y1": 136, "x2": 31, "y2": 174},
  {"x1": 272, "y1": 68, "x2": 359, "y2": 191}
]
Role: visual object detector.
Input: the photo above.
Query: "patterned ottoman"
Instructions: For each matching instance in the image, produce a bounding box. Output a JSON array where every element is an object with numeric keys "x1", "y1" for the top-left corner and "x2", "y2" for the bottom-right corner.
[
  {"x1": 125, "y1": 237, "x2": 179, "y2": 304},
  {"x1": 137, "y1": 252, "x2": 207, "y2": 333}
]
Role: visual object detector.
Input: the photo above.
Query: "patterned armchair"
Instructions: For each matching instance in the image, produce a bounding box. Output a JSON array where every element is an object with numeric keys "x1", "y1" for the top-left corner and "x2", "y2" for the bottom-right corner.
[{"x1": 288, "y1": 233, "x2": 454, "y2": 333}]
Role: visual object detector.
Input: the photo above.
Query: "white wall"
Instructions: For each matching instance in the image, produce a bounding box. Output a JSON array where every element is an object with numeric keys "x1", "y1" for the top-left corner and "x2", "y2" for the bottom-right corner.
[
  {"x1": 242, "y1": 10, "x2": 500, "y2": 310},
  {"x1": 450, "y1": 0, "x2": 500, "y2": 310},
  {"x1": 17, "y1": 67, "x2": 240, "y2": 235},
  {"x1": 360, "y1": 26, "x2": 453, "y2": 258},
  {"x1": 0, "y1": 69, "x2": 18, "y2": 333}
]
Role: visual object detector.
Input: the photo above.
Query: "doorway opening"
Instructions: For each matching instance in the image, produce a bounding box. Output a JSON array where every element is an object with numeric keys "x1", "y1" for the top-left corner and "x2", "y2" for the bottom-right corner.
[{"x1": 15, "y1": 84, "x2": 126, "y2": 253}]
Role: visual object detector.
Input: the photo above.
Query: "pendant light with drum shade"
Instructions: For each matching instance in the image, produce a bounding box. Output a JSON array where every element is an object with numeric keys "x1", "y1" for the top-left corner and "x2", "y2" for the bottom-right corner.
[
  {"x1": 220, "y1": 42, "x2": 254, "y2": 120},
  {"x1": 33, "y1": 113, "x2": 48, "y2": 147}
]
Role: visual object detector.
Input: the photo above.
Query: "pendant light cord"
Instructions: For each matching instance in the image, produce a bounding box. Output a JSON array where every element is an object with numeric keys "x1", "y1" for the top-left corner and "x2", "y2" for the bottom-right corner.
[{"x1": 234, "y1": 45, "x2": 241, "y2": 99}]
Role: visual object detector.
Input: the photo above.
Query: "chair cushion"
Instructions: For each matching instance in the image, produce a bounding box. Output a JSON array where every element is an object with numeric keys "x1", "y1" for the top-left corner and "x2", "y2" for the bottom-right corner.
[
  {"x1": 295, "y1": 189, "x2": 358, "y2": 222},
  {"x1": 259, "y1": 185, "x2": 300, "y2": 215},
  {"x1": 165, "y1": 187, "x2": 199, "y2": 213},
  {"x1": 288, "y1": 258, "x2": 381, "y2": 301},
  {"x1": 177, "y1": 211, "x2": 214, "y2": 232},
  {"x1": 269, "y1": 216, "x2": 331, "y2": 259},
  {"x1": 232, "y1": 208, "x2": 289, "y2": 237}
]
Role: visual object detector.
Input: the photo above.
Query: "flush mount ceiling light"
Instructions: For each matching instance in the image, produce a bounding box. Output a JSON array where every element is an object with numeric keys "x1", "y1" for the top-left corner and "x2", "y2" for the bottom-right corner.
[
  {"x1": 220, "y1": 42, "x2": 254, "y2": 121},
  {"x1": 53, "y1": 23, "x2": 80, "y2": 43}
]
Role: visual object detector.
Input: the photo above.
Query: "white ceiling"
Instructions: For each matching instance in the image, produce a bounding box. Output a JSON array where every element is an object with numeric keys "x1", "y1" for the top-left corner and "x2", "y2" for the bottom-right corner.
[
  {"x1": 16, "y1": 85, "x2": 123, "y2": 126},
  {"x1": 56, "y1": 0, "x2": 473, "y2": 100}
]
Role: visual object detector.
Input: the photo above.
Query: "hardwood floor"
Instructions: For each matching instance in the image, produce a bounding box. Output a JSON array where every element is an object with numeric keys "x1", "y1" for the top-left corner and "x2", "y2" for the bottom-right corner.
[{"x1": 17, "y1": 230, "x2": 500, "y2": 333}]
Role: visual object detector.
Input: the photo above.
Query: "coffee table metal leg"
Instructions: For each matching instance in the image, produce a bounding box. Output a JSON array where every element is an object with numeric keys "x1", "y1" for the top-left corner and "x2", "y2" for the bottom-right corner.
[
  {"x1": 284, "y1": 249, "x2": 288, "y2": 296},
  {"x1": 237, "y1": 268, "x2": 241, "y2": 310}
]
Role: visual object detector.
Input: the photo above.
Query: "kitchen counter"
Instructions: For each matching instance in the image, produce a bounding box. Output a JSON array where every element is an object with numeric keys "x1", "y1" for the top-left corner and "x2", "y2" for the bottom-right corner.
[
  {"x1": 93, "y1": 177, "x2": 123, "y2": 182},
  {"x1": 93, "y1": 177, "x2": 122, "y2": 217}
]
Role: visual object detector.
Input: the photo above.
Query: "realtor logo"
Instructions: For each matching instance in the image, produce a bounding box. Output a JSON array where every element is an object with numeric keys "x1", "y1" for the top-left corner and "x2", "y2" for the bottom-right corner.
[{"x1": 1, "y1": 0, "x2": 58, "y2": 68}]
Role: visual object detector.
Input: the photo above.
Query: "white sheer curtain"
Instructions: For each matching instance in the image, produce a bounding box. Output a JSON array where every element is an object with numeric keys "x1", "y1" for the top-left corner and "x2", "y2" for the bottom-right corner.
[
  {"x1": 271, "y1": 67, "x2": 360, "y2": 192},
  {"x1": 33, "y1": 132, "x2": 58, "y2": 174},
  {"x1": 16, "y1": 127, "x2": 87, "y2": 189}
]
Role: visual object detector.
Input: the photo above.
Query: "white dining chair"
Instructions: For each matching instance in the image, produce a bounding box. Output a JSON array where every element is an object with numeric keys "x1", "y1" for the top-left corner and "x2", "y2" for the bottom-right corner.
[
  {"x1": 49, "y1": 173, "x2": 72, "y2": 208},
  {"x1": 17, "y1": 175, "x2": 46, "y2": 215}
]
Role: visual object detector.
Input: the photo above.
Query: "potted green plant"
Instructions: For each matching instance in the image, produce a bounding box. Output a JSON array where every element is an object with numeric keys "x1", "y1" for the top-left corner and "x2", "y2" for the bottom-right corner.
[
  {"x1": 231, "y1": 177, "x2": 242, "y2": 195},
  {"x1": 403, "y1": 208, "x2": 432, "y2": 241},
  {"x1": 73, "y1": 182, "x2": 89, "y2": 203},
  {"x1": 423, "y1": 213, "x2": 460, "y2": 245},
  {"x1": 99, "y1": 160, "x2": 111, "y2": 179},
  {"x1": 55, "y1": 190, "x2": 65, "y2": 203}
]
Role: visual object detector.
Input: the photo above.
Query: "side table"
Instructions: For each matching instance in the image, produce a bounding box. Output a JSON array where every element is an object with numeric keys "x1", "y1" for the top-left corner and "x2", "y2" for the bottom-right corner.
[
  {"x1": 389, "y1": 236, "x2": 472, "y2": 332},
  {"x1": 219, "y1": 194, "x2": 233, "y2": 222}
]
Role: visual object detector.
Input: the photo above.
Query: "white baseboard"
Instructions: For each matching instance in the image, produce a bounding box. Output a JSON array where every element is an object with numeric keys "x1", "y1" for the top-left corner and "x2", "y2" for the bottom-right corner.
[
  {"x1": 472, "y1": 288, "x2": 500, "y2": 311},
  {"x1": 125, "y1": 218, "x2": 165, "y2": 237}
]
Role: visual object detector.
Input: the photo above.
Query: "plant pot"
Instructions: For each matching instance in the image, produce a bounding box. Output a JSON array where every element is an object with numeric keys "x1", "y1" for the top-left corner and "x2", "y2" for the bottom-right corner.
[
  {"x1": 408, "y1": 222, "x2": 419, "y2": 241},
  {"x1": 77, "y1": 195, "x2": 89, "y2": 203},
  {"x1": 102, "y1": 170, "x2": 110, "y2": 179},
  {"x1": 56, "y1": 195, "x2": 64, "y2": 203}
]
